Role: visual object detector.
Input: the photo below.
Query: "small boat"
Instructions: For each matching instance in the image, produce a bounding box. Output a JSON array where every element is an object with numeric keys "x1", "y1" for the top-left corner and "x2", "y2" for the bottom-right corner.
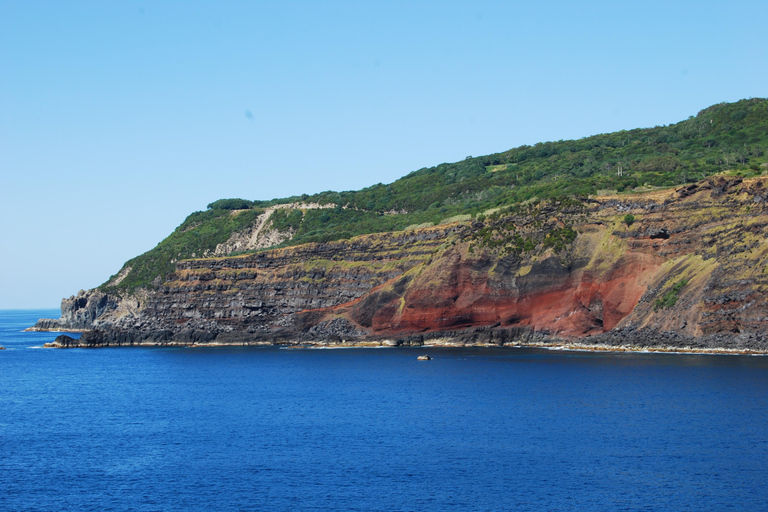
[{"x1": 417, "y1": 354, "x2": 432, "y2": 361}]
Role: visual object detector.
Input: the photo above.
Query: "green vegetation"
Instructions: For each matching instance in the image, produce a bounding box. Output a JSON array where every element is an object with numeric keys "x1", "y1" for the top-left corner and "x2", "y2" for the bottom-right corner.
[
  {"x1": 207, "y1": 198, "x2": 254, "y2": 210},
  {"x1": 254, "y1": 98, "x2": 767, "y2": 248},
  {"x1": 654, "y1": 279, "x2": 689, "y2": 310},
  {"x1": 468, "y1": 198, "x2": 585, "y2": 256},
  {"x1": 543, "y1": 226, "x2": 578, "y2": 252},
  {"x1": 624, "y1": 214, "x2": 635, "y2": 227},
  {"x1": 269, "y1": 208, "x2": 304, "y2": 231},
  {"x1": 102, "y1": 208, "x2": 264, "y2": 291},
  {"x1": 104, "y1": 99, "x2": 768, "y2": 291}
]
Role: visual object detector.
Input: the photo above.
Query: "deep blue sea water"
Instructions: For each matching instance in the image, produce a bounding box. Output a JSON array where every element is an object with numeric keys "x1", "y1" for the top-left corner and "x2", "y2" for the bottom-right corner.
[{"x1": 2, "y1": 309, "x2": 768, "y2": 511}]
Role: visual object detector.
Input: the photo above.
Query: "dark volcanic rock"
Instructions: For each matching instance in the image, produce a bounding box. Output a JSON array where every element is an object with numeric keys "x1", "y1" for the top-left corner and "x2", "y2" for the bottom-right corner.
[
  {"x1": 36, "y1": 177, "x2": 768, "y2": 351},
  {"x1": 645, "y1": 227, "x2": 670, "y2": 239},
  {"x1": 34, "y1": 289, "x2": 120, "y2": 331}
]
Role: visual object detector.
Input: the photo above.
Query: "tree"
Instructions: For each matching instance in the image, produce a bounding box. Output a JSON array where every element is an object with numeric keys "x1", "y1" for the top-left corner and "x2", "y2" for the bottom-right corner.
[
  {"x1": 624, "y1": 214, "x2": 635, "y2": 227},
  {"x1": 207, "y1": 198, "x2": 254, "y2": 210}
]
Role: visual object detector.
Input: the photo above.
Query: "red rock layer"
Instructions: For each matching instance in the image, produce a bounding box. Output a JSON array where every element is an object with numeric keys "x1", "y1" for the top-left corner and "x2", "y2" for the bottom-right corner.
[{"x1": 338, "y1": 246, "x2": 663, "y2": 338}]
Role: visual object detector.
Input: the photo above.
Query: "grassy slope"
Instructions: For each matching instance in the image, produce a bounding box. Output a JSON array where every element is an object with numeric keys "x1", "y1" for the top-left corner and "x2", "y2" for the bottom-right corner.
[
  {"x1": 109, "y1": 208, "x2": 265, "y2": 291},
  {"x1": 102, "y1": 98, "x2": 768, "y2": 293}
]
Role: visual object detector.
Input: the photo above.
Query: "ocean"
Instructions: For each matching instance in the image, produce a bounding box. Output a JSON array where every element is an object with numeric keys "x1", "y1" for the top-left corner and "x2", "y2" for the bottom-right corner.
[{"x1": 2, "y1": 309, "x2": 767, "y2": 511}]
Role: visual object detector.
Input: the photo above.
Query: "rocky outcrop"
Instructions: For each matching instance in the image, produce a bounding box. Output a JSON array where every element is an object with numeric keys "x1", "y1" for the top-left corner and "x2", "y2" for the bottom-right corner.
[
  {"x1": 31, "y1": 288, "x2": 148, "y2": 332},
  {"x1": 206, "y1": 202, "x2": 338, "y2": 257},
  {"x1": 39, "y1": 176, "x2": 768, "y2": 352},
  {"x1": 31, "y1": 289, "x2": 120, "y2": 331}
]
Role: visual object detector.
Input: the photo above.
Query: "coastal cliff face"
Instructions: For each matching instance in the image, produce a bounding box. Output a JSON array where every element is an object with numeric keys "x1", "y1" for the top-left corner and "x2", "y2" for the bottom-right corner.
[
  {"x1": 34, "y1": 290, "x2": 122, "y2": 331},
  {"x1": 42, "y1": 176, "x2": 768, "y2": 351}
]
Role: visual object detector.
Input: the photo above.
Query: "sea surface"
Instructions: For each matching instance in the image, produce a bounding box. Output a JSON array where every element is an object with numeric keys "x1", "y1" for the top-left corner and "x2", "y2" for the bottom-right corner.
[{"x1": 1, "y1": 309, "x2": 767, "y2": 511}]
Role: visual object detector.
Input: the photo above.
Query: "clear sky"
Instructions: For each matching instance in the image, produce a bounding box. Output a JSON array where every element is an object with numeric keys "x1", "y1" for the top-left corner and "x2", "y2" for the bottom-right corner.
[{"x1": 1, "y1": 0, "x2": 767, "y2": 309}]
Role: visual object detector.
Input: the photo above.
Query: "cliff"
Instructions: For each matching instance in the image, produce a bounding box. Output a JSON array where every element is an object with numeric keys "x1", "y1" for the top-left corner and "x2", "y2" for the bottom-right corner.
[
  {"x1": 59, "y1": 98, "x2": 768, "y2": 295},
  {"x1": 40, "y1": 176, "x2": 768, "y2": 352}
]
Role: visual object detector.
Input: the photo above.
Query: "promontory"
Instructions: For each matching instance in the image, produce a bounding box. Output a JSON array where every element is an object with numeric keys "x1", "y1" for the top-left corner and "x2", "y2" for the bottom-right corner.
[{"x1": 35, "y1": 99, "x2": 768, "y2": 353}]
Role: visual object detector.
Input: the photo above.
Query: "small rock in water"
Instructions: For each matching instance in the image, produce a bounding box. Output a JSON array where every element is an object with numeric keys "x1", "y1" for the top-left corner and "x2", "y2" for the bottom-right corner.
[{"x1": 417, "y1": 355, "x2": 432, "y2": 361}]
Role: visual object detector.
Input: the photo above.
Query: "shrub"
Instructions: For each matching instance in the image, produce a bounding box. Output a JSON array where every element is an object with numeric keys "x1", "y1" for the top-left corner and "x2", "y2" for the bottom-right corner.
[
  {"x1": 654, "y1": 279, "x2": 689, "y2": 310},
  {"x1": 269, "y1": 208, "x2": 304, "y2": 231},
  {"x1": 207, "y1": 198, "x2": 254, "y2": 210}
]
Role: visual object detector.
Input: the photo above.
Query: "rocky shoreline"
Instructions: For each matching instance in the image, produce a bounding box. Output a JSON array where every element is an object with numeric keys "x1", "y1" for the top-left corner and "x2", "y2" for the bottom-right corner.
[
  {"x1": 25, "y1": 327, "x2": 90, "y2": 333},
  {"x1": 43, "y1": 335, "x2": 768, "y2": 356},
  {"x1": 44, "y1": 325, "x2": 768, "y2": 355}
]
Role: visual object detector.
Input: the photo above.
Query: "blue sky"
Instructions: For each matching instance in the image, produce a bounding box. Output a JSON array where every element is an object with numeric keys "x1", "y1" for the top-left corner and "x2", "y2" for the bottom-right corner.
[{"x1": 2, "y1": 0, "x2": 767, "y2": 309}]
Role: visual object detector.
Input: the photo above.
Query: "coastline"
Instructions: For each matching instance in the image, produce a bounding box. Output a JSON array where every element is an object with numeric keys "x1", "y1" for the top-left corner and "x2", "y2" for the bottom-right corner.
[
  {"x1": 24, "y1": 327, "x2": 90, "y2": 333},
  {"x1": 42, "y1": 333, "x2": 768, "y2": 356},
  {"x1": 516, "y1": 340, "x2": 768, "y2": 356}
]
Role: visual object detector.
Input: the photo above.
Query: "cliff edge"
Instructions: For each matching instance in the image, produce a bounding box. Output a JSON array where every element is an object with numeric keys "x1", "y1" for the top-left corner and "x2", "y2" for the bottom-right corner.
[{"x1": 39, "y1": 176, "x2": 768, "y2": 352}]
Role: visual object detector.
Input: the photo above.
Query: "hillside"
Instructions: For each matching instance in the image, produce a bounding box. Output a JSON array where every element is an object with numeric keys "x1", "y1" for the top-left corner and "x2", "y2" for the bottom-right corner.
[
  {"x1": 33, "y1": 98, "x2": 768, "y2": 352},
  {"x1": 40, "y1": 174, "x2": 768, "y2": 352},
  {"x1": 102, "y1": 98, "x2": 768, "y2": 293}
]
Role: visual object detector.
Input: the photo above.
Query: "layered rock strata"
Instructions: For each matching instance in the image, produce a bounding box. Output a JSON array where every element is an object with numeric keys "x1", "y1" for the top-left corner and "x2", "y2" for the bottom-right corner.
[{"x1": 41, "y1": 177, "x2": 768, "y2": 352}]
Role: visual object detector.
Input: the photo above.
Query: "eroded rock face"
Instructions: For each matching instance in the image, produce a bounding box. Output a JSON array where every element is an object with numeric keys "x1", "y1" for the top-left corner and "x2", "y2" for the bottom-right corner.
[
  {"x1": 39, "y1": 176, "x2": 768, "y2": 350},
  {"x1": 32, "y1": 287, "x2": 149, "y2": 332},
  {"x1": 340, "y1": 239, "x2": 662, "y2": 338},
  {"x1": 33, "y1": 289, "x2": 120, "y2": 331}
]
